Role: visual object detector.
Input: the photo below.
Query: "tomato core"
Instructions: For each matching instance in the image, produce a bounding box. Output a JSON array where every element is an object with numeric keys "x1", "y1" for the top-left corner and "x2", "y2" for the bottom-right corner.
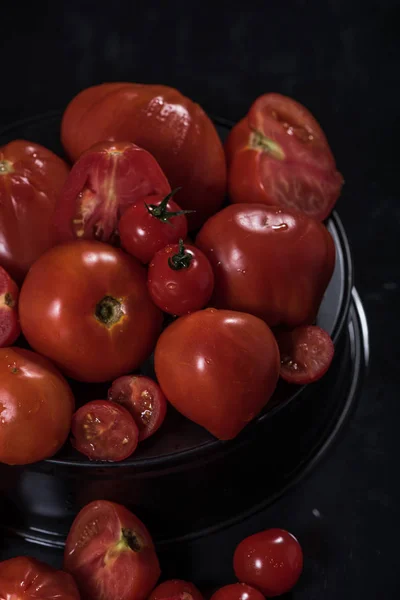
[
  {"x1": 249, "y1": 130, "x2": 285, "y2": 160},
  {"x1": 94, "y1": 296, "x2": 124, "y2": 327},
  {"x1": 0, "y1": 159, "x2": 13, "y2": 174}
]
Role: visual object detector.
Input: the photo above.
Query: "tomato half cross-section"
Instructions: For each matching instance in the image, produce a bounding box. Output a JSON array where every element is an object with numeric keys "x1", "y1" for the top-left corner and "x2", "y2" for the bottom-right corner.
[{"x1": 64, "y1": 500, "x2": 160, "y2": 600}]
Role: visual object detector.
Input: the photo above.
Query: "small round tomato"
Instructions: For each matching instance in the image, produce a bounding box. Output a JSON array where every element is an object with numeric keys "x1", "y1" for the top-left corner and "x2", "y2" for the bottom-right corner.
[
  {"x1": 71, "y1": 400, "x2": 139, "y2": 461},
  {"x1": 64, "y1": 500, "x2": 160, "y2": 600},
  {"x1": 0, "y1": 347, "x2": 74, "y2": 465},
  {"x1": 233, "y1": 529, "x2": 303, "y2": 597},
  {"x1": 108, "y1": 375, "x2": 167, "y2": 441},
  {"x1": 210, "y1": 584, "x2": 264, "y2": 600},
  {"x1": 276, "y1": 325, "x2": 334, "y2": 384},
  {"x1": 119, "y1": 188, "x2": 194, "y2": 264},
  {"x1": 19, "y1": 240, "x2": 163, "y2": 382},
  {"x1": 149, "y1": 579, "x2": 204, "y2": 600},
  {"x1": 148, "y1": 240, "x2": 214, "y2": 316},
  {"x1": 0, "y1": 266, "x2": 20, "y2": 347},
  {"x1": 0, "y1": 556, "x2": 80, "y2": 600}
]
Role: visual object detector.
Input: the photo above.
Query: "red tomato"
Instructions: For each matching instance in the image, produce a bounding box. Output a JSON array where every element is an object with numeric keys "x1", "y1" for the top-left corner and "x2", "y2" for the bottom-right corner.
[
  {"x1": 71, "y1": 400, "x2": 139, "y2": 461},
  {"x1": 0, "y1": 140, "x2": 70, "y2": 282},
  {"x1": 0, "y1": 266, "x2": 20, "y2": 347},
  {"x1": 0, "y1": 347, "x2": 74, "y2": 465},
  {"x1": 0, "y1": 556, "x2": 80, "y2": 600},
  {"x1": 61, "y1": 83, "x2": 227, "y2": 229},
  {"x1": 233, "y1": 529, "x2": 303, "y2": 597},
  {"x1": 108, "y1": 375, "x2": 167, "y2": 441},
  {"x1": 19, "y1": 241, "x2": 163, "y2": 383},
  {"x1": 54, "y1": 141, "x2": 170, "y2": 245},
  {"x1": 149, "y1": 579, "x2": 204, "y2": 600},
  {"x1": 148, "y1": 240, "x2": 214, "y2": 316},
  {"x1": 64, "y1": 500, "x2": 160, "y2": 600},
  {"x1": 119, "y1": 188, "x2": 193, "y2": 264},
  {"x1": 210, "y1": 584, "x2": 264, "y2": 600},
  {"x1": 276, "y1": 325, "x2": 334, "y2": 384},
  {"x1": 196, "y1": 204, "x2": 335, "y2": 328},
  {"x1": 154, "y1": 308, "x2": 280, "y2": 439},
  {"x1": 225, "y1": 93, "x2": 343, "y2": 221}
]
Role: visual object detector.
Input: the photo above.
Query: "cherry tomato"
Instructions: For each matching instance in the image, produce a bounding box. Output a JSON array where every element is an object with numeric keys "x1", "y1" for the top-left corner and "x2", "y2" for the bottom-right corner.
[
  {"x1": 64, "y1": 500, "x2": 160, "y2": 600},
  {"x1": 19, "y1": 240, "x2": 163, "y2": 383},
  {"x1": 0, "y1": 347, "x2": 74, "y2": 465},
  {"x1": 155, "y1": 308, "x2": 280, "y2": 439},
  {"x1": 71, "y1": 400, "x2": 139, "y2": 461},
  {"x1": 108, "y1": 375, "x2": 167, "y2": 441},
  {"x1": 210, "y1": 584, "x2": 264, "y2": 600},
  {"x1": 149, "y1": 580, "x2": 204, "y2": 600},
  {"x1": 276, "y1": 325, "x2": 334, "y2": 384},
  {"x1": 0, "y1": 556, "x2": 80, "y2": 600},
  {"x1": 54, "y1": 141, "x2": 170, "y2": 245},
  {"x1": 196, "y1": 204, "x2": 335, "y2": 328},
  {"x1": 148, "y1": 240, "x2": 214, "y2": 316},
  {"x1": 61, "y1": 82, "x2": 227, "y2": 229},
  {"x1": 233, "y1": 529, "x2": 303, "y2": 597},
  {"x1": 225, "y1": 93, "x2": 343, "y2": 221},
  {"x1": 0, "y1": 140, "x2": 70, "y2": 282},
  {"x1": 0, "y1": 266, "x2": 20, "y2": 347}
]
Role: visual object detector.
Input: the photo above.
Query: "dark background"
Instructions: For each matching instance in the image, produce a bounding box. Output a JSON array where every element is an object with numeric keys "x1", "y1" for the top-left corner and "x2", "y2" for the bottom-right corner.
[{"x1": 0, "y1": 1, "x2": 399, "y2": 598}]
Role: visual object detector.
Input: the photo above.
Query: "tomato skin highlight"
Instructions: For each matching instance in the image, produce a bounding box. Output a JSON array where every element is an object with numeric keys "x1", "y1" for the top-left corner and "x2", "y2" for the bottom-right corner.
[
  {"x1": 0, "y1": 266, "x2": 20, "y2": 347},
  {"x1": 149, "y1": 579, "x2": 204, "y2": 600},
  {"x1": 210, "y1": 583, "x2": 265, "y2": 600},
  {"x1": 64, "y1": 500, "x2": 160, "y2": 600}
]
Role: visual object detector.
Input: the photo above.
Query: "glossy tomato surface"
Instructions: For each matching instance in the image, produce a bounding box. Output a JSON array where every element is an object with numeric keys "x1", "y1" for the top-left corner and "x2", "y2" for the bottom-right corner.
[
  {"x1": 196, "y1": 204, "x2": 335, "y2": 328},
  {"x1": 54, "y1": 141, "x2": 170, "y2": 245},
  {"x1": 71, "y1": 400, "x2": 139, "y2": 461},
  {"x1": 64, "y1": 500, "x2": 160, "y2": 600},
  {"x1": 210, "y1": 584, "x2": 264, "y2": 600},
  {"x1": 0, "y1": 347, "x2": 74, "y2": 465},
  {"x1": 225, "y1": 93, "x2": 343, "y2": 221},
  {"x1": 0, "y1": 266, "x2": 20, "y2": 347},
  {"x1": 0, "y1": 140, "x2": 70, "y2": 282},
  {"x1": 233, "y1": 529, "x2": 303, "y2": 597},
  {"x1": 119, "y1": 190, "x2": 190, "y2": 264},
  {"x1": 61, "y1": 82, "x2": 227, "y2": 229},
  {"x1": 19, "y1": 241, "x2": 163, "y2": 382},
  {"x1": 0, "y1": 556, "x2": 80, "y2": 600},
  {"x1": 154, "y1": 308, "x2": 280, "y2": 439},
  {"x1": 148, "y1": 241, "x2": 214, "y2": 316},
  {"x1": 149, "y1": 579, "x2": 204, "y2": 600},
  {"x1": 108, "y1": 375, "x2": 167, "y2": 441}
]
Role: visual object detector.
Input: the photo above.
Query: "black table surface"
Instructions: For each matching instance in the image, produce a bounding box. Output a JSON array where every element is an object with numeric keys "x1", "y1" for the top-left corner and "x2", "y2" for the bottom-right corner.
[{"x1": 0, "y1": 2, "x2": 398, "y2": 598}]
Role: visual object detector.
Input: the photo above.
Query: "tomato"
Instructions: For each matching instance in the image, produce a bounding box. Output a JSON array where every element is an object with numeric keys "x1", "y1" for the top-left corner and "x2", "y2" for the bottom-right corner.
[
  {"x1": 233, "y1": 529, "x2": 303, "y2": 597},
  {"x1": 119, "y1": 188, "x2": 193, "y2": 264},
  {"x1": 149, "y1": 580, "x2": 204, "y2": 600},
  {"x1": 0, "y1": 347, "x2": 74, "y2": 465},
  {"x1": 19, "y1": 240, "x2": 163, "y2": 383},
  {"x1": 225, "y1": 93, "x2": 343, "y2": 221},
  {"x1": 108, "y1": 375, "x2": 167, "y2": 441},
  {"x1": 276, "y1": 325, "x2": 334, "y2": 384},
  {"x1": 0, "y1": 140, "x2": 70, "y2": 282},
  {"x1": 154, "y1": 308, "x2": 280, "y2": 439},
  {"x1": 61, "y1": 83, "x2": 227, "y2": 229},
  {"x1": 71, "y1": 400, "x2": 139, "y2": 461},
  {"x1": 64, "y1": 500, "x2": 160, "y2": 600},
  {"x1": 0, "y1": 556, "x2": 80, "y2": 600},
  {"x1": 0, "y1": 266, "x2": 20, "y2": 347},
  {"x1": 148, "y1": 240, "x2": 214, "y2": 316},
  {"x1": 210, "y1": 584, "x2": 264, "y2": 600},
  {"x1": 196, "y1": 204, "x2": 335, "y2": 328}
]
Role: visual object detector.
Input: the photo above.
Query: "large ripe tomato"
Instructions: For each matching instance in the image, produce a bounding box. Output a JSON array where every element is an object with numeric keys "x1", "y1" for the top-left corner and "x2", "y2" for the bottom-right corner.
[
  {"x1": 196, "y1": 204, "x2": 335, "y2": 328},
  {"x1": 225, "y1": 93, "x2": 343, "y2": 221},
  {"x1": 61, "y1": 83, "x2": 227, "y2": 229},
  {"x1": 149, "y1": 579, "x2": 204, "y2": 600},
  {"x1": 0, "y1": 266, "x2": 20, "y2": 347},
  {"x1": 54, "y1": 141, "x2": 171, "y2": 245},
  {"x1": 0, "y1": 347, "x2": 74, "y2": 465},
  {"x1": 0, "y1": 556, "x2": 80, "y2": 600},
  {"x1": 154, "y1": 308, "x2": 280, "y2": 439},
  {"x1": 19, "y1": 241, "x2": 163, "y2": 383},
  {"x1": 0, "y1": 140, "x2": 70, "y2": 282},
  {"x1": 64, "y1": 500, "x2": 160, "y2": 600}
]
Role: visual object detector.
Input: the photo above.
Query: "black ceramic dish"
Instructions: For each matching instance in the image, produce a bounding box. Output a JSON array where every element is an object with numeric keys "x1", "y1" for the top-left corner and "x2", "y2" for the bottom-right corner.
[{"x1": 0, "y1": 113, "x2": 359, "y2": 547}]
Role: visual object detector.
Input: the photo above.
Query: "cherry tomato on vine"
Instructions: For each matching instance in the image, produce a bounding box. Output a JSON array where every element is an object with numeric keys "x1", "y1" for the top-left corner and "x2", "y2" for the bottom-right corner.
[
  {"x1": 210, "y1": 583, "x2": 264, "y2": 600},
  {"x1": 148, "y1": 239, "x2": 214, "y2": 316},
  {"x1": 0, "y1": 266, "x2": 20, "y2": 347},
  {"x1": 149, "y1": 579, "x2": 204, "y2": 600}
]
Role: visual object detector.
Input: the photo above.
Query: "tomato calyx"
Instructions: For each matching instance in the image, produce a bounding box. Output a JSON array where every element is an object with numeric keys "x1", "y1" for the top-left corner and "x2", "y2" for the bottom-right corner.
[
  {"x1": 145, "y1": 188, "x2": 194, "y2": 224},
  {"x1": 4, "y1": 292, "x2": 15, "y2": 307},
  {"x1": 121, "y1": 527, "x2": 143, "y2": 552},
  {"x1": 0, "y1": 159, "x2": 14, "y2": 174},
  {"x1": 95, "y1": 295, "x2": 124, "y2": 327},
  {"x1": 168, "y1": 239, "x2": 193, "y2": 270},
  {"x1": 249, "y1": 129, "x2": 285, "y2": 160}
]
